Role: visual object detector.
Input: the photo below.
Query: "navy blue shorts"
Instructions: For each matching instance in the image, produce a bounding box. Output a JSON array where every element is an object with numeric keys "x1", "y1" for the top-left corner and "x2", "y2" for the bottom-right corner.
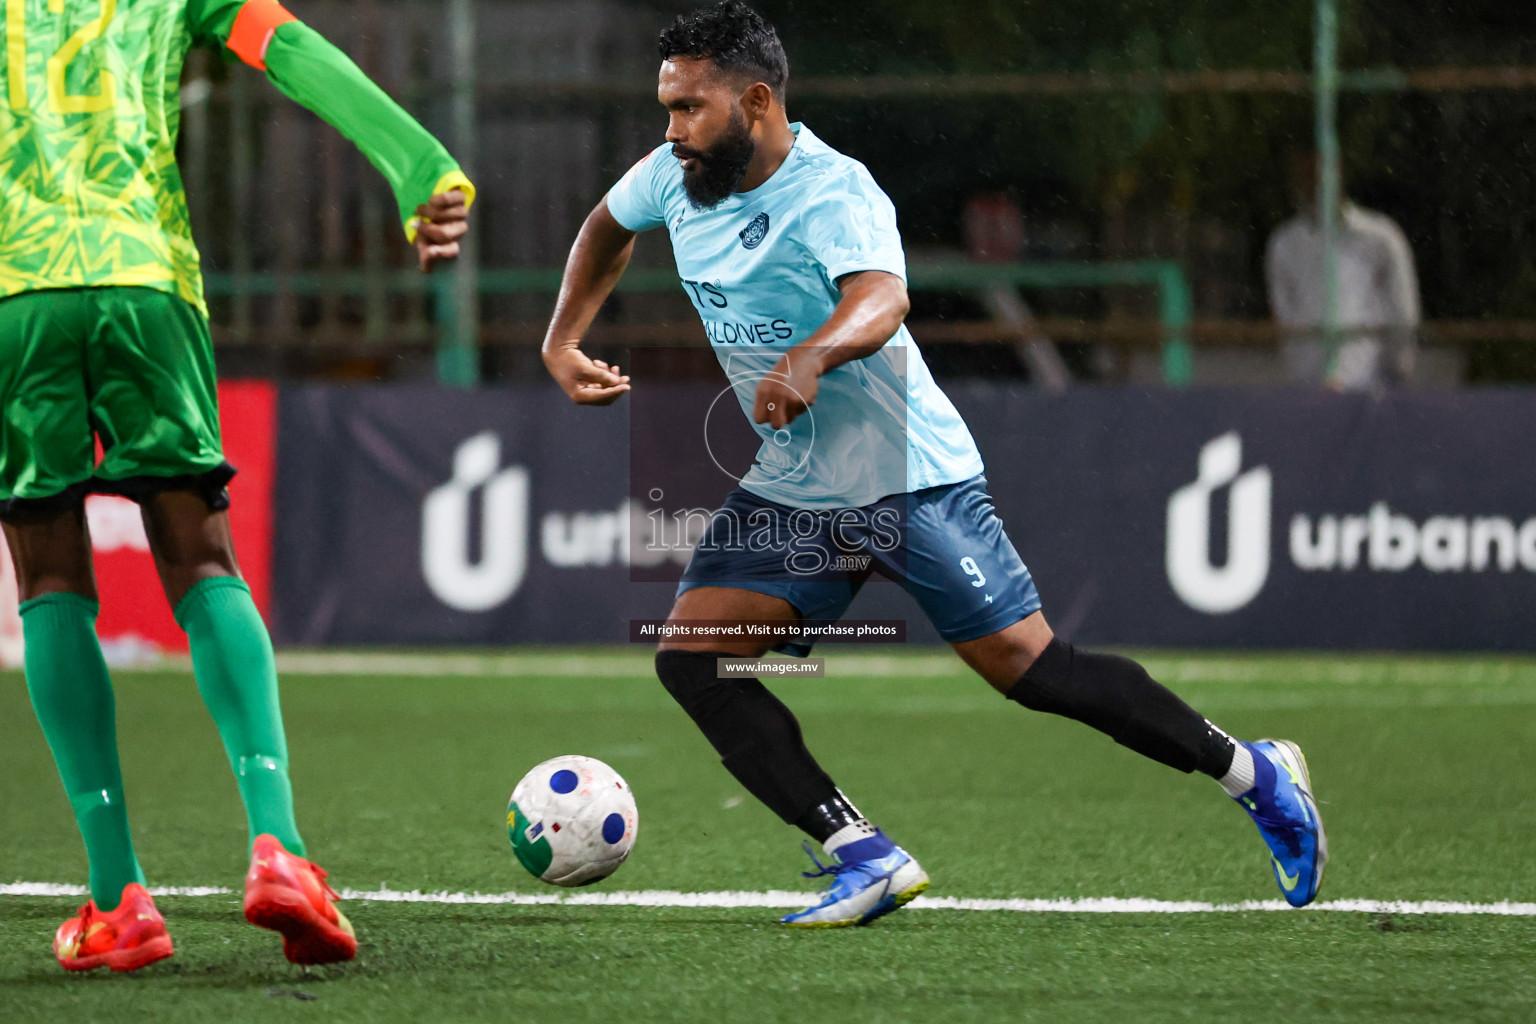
[{"x1": 677, "y1": 474, "x2": 1042, "y2": 655}]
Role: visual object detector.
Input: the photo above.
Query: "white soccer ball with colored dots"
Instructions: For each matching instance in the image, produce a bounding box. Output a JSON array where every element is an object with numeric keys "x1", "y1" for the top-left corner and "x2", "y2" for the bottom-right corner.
[{"x1": 507, "y1": 755, "x2": 638, "y2": 886}]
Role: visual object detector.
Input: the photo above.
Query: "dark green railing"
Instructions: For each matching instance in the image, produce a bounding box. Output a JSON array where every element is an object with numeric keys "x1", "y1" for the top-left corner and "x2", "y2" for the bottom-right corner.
[{"x1": 202, "y1": 258, "x2": 1194, "y2": 386}]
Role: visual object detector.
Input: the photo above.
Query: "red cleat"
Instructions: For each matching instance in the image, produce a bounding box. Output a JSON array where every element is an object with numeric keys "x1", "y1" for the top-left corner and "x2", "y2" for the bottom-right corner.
[
  {"x1": 244, "y1": 834, "x2": 357, "y2": 964},
  {"x1": 54, "y1": 882, "x2": 174, "y2": 972}
]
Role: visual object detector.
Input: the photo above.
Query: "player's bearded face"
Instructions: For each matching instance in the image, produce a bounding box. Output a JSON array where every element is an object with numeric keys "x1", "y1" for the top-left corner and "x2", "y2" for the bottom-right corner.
[{"x1": 674, "y1": 108, "x2": 756, "y2": 210}]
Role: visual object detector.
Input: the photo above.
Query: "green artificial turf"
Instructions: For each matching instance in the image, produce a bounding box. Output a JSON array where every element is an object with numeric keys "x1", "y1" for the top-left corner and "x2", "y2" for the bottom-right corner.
[{"x1": 3, "y1": 649, "x2": 1535, "y2": 1022}]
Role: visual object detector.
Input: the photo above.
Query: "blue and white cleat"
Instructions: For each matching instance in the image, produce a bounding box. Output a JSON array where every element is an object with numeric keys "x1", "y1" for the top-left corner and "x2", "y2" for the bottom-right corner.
[
  {"x1": 1238, "y1": 739, "x2": 1328, "y2": 907},
  {"x1": 781, "y1": 834, "x2": 929, "y2": 928}
]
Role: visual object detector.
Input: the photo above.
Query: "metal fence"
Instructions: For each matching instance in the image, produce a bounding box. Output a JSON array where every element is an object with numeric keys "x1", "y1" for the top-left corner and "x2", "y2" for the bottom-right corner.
[{"x1": 183, "y1": 0, "x2": 1536, "y2": 386}]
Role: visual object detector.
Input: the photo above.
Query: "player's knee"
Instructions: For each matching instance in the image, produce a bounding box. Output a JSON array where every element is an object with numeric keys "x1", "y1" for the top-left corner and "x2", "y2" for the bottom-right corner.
[
  {"x1": 2, "y1": 502, "x2": 96, "y2": 602},
  {"x1": 1005, "y1": 636, "x2": 1077, "y2": 715},
  {"x1": 140, "y1": 492, "x2": 238, "y2": 571},
  {"x1": 9, "y1": 549, "x2": 95, "y2": 602},
  {"x1": 655, "y1": 649, "x2": 729, "y2": 716},
  {"x1": 656, "y1": 648, "x2": 789, "y2": 738},
  {"x1": 15, "y1": 571, "x2": 95, "y2": 603},
  {"x1": 1006, "y1": 637, "x2": 1147, "y2": 722}
]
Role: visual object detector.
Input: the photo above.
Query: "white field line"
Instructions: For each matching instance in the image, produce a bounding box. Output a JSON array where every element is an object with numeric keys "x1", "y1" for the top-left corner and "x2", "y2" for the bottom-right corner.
[
  {"x1": 79, "y1": 652, "x2": 955, "y2": 679},
  {"x1": 45, "y1": 648, "x2": 1536, "y2": 690},
  {"x1": 269, "y1": 652, "x2": 964, "y2": 679},
  {"x1": 264, "y1": 650, "x2": 1536, "y2": 688},
  {"x1": 266, "y1": 651, "x2": 1536, "y2": 711},
  {"x1": 4, "y1": 883, "x2": 1534, "y2": 916}
]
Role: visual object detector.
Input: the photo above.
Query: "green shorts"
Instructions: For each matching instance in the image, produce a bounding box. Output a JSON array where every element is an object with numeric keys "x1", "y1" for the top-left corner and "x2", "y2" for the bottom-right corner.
[{"x1": 0, "y1": 286, "x2": 232, "y2": 518}]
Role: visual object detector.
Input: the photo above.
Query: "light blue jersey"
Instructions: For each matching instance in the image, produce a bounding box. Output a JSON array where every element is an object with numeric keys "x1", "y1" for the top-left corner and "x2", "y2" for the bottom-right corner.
[{"x1": 606, "y1": 123, "x2": 984, "y2": 510}]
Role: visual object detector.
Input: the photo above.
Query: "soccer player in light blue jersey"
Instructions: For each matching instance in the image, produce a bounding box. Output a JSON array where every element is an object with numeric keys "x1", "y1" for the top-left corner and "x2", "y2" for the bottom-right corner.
[{"x1": 543, "y1": 1, "x2": 1326, "y2": 926}]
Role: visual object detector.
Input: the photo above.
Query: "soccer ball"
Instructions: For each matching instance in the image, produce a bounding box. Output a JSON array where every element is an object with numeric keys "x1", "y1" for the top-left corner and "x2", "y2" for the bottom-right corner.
[{"x1": 506, "y1": 755, "x2": 638, "y2": 887}]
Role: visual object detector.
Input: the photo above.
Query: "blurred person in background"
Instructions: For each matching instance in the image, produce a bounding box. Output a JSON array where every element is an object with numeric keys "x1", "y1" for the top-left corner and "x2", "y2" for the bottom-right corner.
[
  {"x1": 961, "y1": 193, "x2": 1071, "y2": 390},
  {"x1": 1265, "y1": 151, "x2": 1420, "y2": 391}
]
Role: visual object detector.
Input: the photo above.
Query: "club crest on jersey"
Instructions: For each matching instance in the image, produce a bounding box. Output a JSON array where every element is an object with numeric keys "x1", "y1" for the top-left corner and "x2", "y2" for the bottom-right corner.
[{"x1": 739, "y1": 212, "x2": 770, "y2": 249}]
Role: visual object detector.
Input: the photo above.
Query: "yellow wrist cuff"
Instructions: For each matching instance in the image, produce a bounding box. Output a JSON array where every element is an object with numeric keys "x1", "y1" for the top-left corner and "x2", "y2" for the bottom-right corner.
[{"x1": 405, "y1": 170, "x2": 477, "y2": 242}]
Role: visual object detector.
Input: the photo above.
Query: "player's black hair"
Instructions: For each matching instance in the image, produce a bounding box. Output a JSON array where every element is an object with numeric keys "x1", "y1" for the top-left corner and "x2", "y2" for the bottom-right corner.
[{"x1": 658, "y1": 1, "x2": 789, "y2": 101}]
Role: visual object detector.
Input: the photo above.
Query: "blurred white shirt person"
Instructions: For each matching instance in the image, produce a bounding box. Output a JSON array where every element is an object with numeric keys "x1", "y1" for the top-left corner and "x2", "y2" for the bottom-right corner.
[{"x1": 1265, "y1": 154, "x2": 1420, "y2": 390}]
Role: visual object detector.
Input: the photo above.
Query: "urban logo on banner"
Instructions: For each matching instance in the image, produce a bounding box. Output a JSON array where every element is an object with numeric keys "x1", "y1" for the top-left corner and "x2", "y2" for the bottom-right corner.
[
  {"x1": 422, "y1": 432, "x2": 530, "y2": 612},
  {"x1": 1166, "y1": 432, "x2": 1272, "y2": 614},
  {"x1": 419, "y1": 431, "x2": 687, "y2": 614},
  {"x1": 1166, "y1": 430, "x2": 1536, "y2": 617}
]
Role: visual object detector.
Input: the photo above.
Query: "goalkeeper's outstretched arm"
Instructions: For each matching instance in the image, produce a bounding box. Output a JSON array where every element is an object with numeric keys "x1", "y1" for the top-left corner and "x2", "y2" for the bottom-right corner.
[{"x1": 190, "y1": 0, "x2": 473, "y2": 270}]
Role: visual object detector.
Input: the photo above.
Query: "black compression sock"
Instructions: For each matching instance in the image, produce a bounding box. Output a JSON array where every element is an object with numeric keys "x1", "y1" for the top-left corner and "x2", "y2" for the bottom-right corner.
[
  {"x1": 1007, "y1": 638, "x2": 1236, "y2": 777},
  {"x1": 655, "y1": 650, "x2": 841, "y2": 831},
  {"x1": 792, "y1": 793, "x2": 873, "y2": 844}
]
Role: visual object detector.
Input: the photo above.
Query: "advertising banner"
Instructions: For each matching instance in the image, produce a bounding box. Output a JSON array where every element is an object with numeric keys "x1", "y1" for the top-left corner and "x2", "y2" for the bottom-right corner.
[
  {"x1": 948, "y1": 388, "x2": 1536, "y2": 650},
  {"x1": 273, "y1": 385, "x2": 674, "y2": 646},
  {"x1": 272, "y1": 384, "x2": 1536, "y2": 651},
  {"x1": 0, "y1": 380, "x2": 277, "y2": 665}
]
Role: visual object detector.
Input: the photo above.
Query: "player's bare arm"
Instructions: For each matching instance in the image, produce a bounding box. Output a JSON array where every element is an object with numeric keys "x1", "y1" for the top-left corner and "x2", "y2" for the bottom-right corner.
[
  {"x1": 541, "y1": 199, "x2": 635, "y2": 406},
  {"x1": 752, "y1": 270, "x2": 910, "y2": 430}
]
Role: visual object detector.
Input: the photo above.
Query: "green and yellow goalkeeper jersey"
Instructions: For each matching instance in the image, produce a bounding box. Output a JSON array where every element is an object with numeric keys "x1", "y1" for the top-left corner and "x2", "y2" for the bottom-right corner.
[{"x1": 0, "y1": 0, "x2": 473, "y2": 313}]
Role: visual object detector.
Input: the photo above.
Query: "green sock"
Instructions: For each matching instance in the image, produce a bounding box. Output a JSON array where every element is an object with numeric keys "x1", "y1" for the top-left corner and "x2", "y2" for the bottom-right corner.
[
  {"x1": 20, "y1": 593, "x2": 146, "y2": 911},
  {"x1": 175, "y1": 577, "x2": 306, "y2": 857}
]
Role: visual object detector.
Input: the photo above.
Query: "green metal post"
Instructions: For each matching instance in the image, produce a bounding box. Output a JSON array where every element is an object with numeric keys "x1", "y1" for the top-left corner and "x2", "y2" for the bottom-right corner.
[
  {"x1": 1157, "y1": 264, "x2": 1194, "y2": 386},
  {"x1": 1315, "y1": 0, "x2": 1342, "y2": 366},
  {"x1": 437, "y1": 0, "x2": 480, "y2": 387}
]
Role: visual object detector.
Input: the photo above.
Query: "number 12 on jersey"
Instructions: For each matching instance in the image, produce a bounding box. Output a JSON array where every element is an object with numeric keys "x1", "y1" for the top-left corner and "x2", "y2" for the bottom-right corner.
[{"x1": 6, "y1": 0, "x2": 119, "y2": 115}]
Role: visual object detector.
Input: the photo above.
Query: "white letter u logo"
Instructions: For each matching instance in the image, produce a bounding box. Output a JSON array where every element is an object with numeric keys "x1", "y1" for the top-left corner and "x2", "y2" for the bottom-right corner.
[
  {"x1": 422, "y1": 433, "x2": 529, "y2": 612},
  {"x1": 1166, "y1": 432, "x2": 1271, "y2": 614}
]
